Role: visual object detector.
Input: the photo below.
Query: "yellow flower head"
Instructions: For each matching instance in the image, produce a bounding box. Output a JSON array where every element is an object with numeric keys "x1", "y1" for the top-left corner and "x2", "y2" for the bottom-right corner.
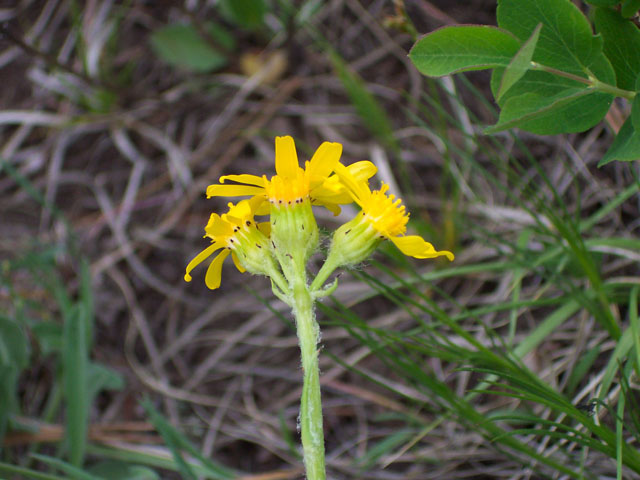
[
  {"x1": 328, "y1": 163, "x2": 454, "y2": 263},
  {"x1": 184, "y1": 197, "x2": 273, "y2": 289},
  {"x1": 206, "y1": 136, "x2": 376, "y2": 215}
]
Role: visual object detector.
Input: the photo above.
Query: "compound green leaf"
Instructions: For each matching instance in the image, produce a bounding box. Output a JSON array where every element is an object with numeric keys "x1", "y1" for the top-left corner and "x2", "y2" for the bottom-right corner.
[
  {"x1": 492, "y1": 0, "x2": 615, "y2": 135},
  {"x1": 409, "y1": 26, "x2": 520, "y2": 77},
  {"x1": 497, "y1": 23, "x2": 542, "y2": 101},
  {"x1": 593, "y1": 7, "x2": 640, "y2": 90}
]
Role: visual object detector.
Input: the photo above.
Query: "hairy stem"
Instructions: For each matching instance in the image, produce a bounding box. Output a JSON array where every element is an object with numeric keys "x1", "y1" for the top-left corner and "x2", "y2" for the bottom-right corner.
[{"x1": 291, "y1": 263, "x2": 326, "y2": 479}]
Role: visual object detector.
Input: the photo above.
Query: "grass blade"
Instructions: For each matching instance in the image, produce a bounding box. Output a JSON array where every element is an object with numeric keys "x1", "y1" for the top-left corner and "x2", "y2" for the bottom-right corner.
[{"x1": 63, "y1": 305, "x2": 89, "y2": 466}]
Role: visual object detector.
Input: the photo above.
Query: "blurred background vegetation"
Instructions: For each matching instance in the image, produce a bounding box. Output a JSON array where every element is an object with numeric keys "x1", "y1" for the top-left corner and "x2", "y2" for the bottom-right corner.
[{"x1": 1, "y1": 1, "x2": 640, "y2": 479}]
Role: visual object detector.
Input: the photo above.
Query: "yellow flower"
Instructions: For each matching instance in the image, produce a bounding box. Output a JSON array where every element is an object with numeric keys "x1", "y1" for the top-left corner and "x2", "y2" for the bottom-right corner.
[
  {"x1": 205, "y1": 136, "x2": 376, "y2": 215},
  {"x1": 184, "y1": 197, "x2": 274, "y2": 289},
  {"x1": 326, "y1": 163, "x2": 454, "y2": 265}
]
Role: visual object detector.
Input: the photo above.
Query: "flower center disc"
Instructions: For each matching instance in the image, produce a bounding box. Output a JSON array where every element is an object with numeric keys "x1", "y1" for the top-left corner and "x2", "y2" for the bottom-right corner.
[
  {"x1": 365, "y1": 188, "x2": 408, "y2": 237},
  {"x1": 265, "y1": 173, "x2": 309, "y2": 205}
]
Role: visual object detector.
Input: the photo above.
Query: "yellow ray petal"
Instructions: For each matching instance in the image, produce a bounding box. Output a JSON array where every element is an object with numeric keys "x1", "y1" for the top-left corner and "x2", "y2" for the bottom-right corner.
[
  {"x1": 219, "y1": 174, "x2": 265, "y2": 187},
  {"x1": 311, "y1": 197, "x2": 341, "y2": 216},
  {"x1": 205, "y1": 249, "x2": 231, "y2": 289},
  {"x1": 228, "y1": 199, "x2": 253, "y2": 220},
  {"x1": 347, "y1": 160, "x2": 377, "y2": 182},
  {"x1": 390, "y1": 235, "x2": 454, "y2": 261},
  {"x1": 255, "y1": 201, "x2": 271, "y2": 216},
  {"x1": 333, "y1": 163, "x2": 371, "y2": 207},
  {"x1": 275, "y1": 136, "x2": 299, "y2": 179},
  {"x1": 205, "y1": 214, "x2": 234, "y2": 238},
  {"x1": 307, "y1": 142, "x2": 342, "y2": 180},
  {"x1": 206, "y1": 184, "x2": 265, "y2": 198},
  {"x1": 184, "y1": 243, "x2": 224, "y2": 282},
  {"x1": 231, "y1": 251, "x2": 246, "y2": 273},
  {"x1": 247, "y1": 195, "x2": 267, "y2": 214}
]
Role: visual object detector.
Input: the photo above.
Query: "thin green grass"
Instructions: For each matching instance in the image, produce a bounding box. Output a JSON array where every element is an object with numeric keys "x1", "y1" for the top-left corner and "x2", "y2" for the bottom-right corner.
[
  {"x1": 316, "y1": 68, "x2": 640, "y2": 478},
  {"x1": 0, "y1": 158, "x2": 236, "y2": 478}
]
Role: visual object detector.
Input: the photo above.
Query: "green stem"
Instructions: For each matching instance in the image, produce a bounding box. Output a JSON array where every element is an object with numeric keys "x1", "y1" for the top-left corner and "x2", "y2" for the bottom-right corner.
[
  {"x1": 268, "y1": 265, "x2": 290, "y2": 297},
  {"x1": 531, "y1": 61, "x2": 636, "y2": 100},
  {"x1": 291, "y1": 266, "x2": 326, "y2": 480},
  {"x1": 310, "y1": 257, "x2": 339, "y2": 293},
  {"x1": 590, "y1": 78, "x2": 636, "y2": 100}
]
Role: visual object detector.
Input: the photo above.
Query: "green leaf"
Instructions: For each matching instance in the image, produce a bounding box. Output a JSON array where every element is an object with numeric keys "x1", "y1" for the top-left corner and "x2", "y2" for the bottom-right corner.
[
  {"x1": 88, "y1": 461, "x2": 159, "y2": 480},
  {"x1": 633, "y1": 94, "x2": 640, "y2": 131},
  {"x1": 566, "y1": 345, "x2": 601, "y2": 395},
  {"x1": 409, "y1": 26, "x2": 520, "y2": 77},
  {"x1": 0, "y1": 460, "x2": 68, "y2": 480},
  {"x1": 0, "y1": 315, "x2": 29, "y2": 369},
  {"x1": 356, "y1": 430, "x2": 413, "y2": 469},
  {"x1": 218, "y1": 0, "x2": 267, "y2": 29},
  {"x1": 498, "y1": 0, "x2": 606, "y2": 75},
  {"x1": 297, "y1": 0, "x2": 324, "y2": 25},
  {"x1": 490, "y1": 67, "x2": 505, "y2": 99},
  {"x1": 79, "y1": 259, "x2": 94, "y2": 347},
  {"x1": 30, "y1": 454, "x2": 101, "y2": 480},
  {"x1": 32, "y1": 321, "x2": 63, "y2": 355},
  {"x1": 63, "y1": 305, "x2": 89, "y2": 467},
  {"x1": 150, "y1": 24, "x2": 230, "y2": 73},
  {"x1": 497, "y1": 23, "x2": 542, "y2": 101},
  {"x1": 0, "y1": 316, "x2": 29, "y2": 445},
  {"x1": 630, "y1": 286, "x2": 640, "y2": 376},
  {"x1": 87, "y1": 363, "x2": 125, "y2": 405},
  {"x1": 593, "y1": 7, "x2": 640, "y2": 91},
  {"x1": 0, "y1": 365, "x2": 19, "y2": 447},
  {"x1": 622, "y1": 0, "x2": 640, "y2": 17},
  {"x1": 490, "y1": 0, "x2": 616, "y2": 134},
  {"x1": 597, "y1": 326, "x2": 634, "y2": 407},
  {"x1": 599, "y1": 115, "x2": 640, "y2": 165},
  {"x1": 584, "y1": 0, "x2": 619, "y2": 5},
  {"x1": 486, "y1": 85, "x2": 611, "y2": 134}
]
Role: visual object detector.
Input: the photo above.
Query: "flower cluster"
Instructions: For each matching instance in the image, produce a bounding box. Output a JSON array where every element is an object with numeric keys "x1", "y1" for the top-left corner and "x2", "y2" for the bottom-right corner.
[{"x1": 185, "y1": 136, "x2": 453, "y2": 291}]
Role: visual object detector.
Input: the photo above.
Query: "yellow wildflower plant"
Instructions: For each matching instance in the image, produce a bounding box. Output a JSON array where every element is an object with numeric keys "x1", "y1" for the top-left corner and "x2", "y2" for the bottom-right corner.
[
  {"x1": 186, "y1": 136, "x2": 454, "y2": 480},
  {"x1": 321, "y1": 163, "x2": 454, "y2": 272},
  {"x1": 184, "y1": 196, "x2": 278, "y2": 290}
]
